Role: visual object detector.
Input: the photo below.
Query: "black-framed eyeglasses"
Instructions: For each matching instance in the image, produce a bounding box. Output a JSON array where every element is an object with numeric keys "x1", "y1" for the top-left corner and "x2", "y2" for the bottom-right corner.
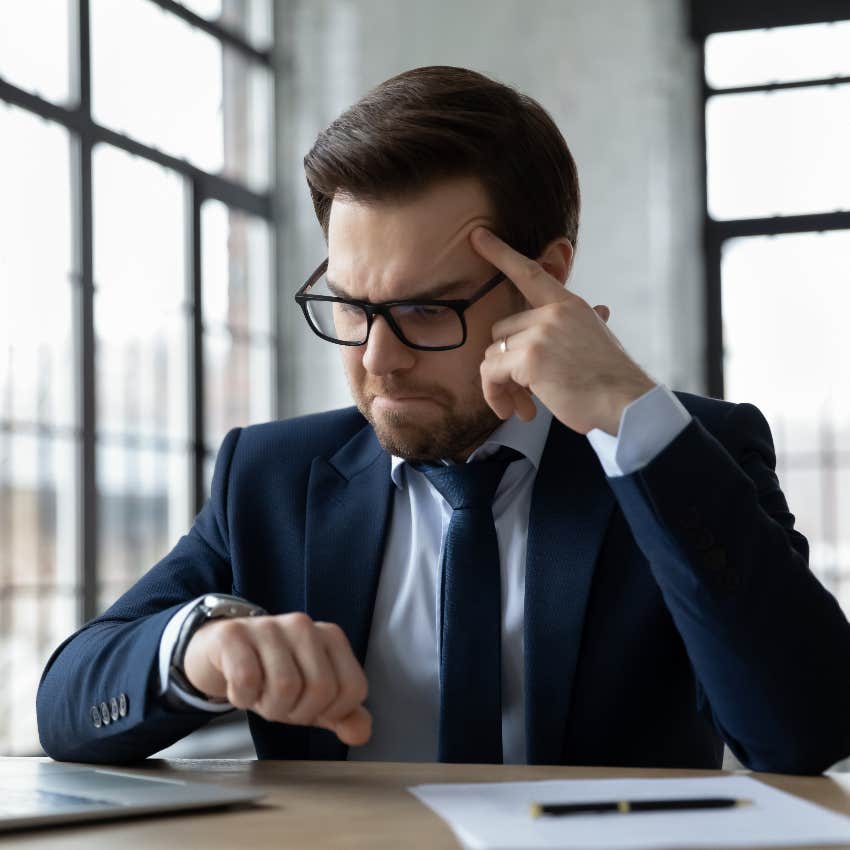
[{"x1": 294, "y1": 258, "x2": 508, "y2": 351}]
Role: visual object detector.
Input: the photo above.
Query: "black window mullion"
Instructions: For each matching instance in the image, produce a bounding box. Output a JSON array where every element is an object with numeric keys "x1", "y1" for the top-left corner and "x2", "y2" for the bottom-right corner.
[
  {"x1": 146, "y1": 0, "x2": 272, "y2": 66},
  {"x1": 76, "y1": 0, "x2": 97, "y2": 623},
  {"x1": 190, "y1": 182, "x2": 206, "y2": 515}
]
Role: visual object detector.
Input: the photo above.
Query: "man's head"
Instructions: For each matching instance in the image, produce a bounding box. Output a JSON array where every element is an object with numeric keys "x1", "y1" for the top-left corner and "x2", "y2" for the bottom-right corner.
[{"x1": 302, "y1": 66, "x2": 580, "y2": 461}]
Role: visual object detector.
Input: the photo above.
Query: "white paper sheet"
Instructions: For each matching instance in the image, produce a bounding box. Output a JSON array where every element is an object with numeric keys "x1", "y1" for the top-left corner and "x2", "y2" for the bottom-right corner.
[{"x1": 409, "y1": 775, "x2": 850, "y2": 849}]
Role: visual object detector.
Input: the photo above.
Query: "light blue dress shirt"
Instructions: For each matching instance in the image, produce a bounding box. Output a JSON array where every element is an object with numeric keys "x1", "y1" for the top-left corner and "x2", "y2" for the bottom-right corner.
[{"x1": 159, "y1": 385, "x2": 693, "y2": 761}]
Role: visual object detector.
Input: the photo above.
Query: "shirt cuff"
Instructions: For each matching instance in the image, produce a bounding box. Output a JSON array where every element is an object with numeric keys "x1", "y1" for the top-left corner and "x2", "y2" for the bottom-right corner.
[
  {"x1": 158, "y1": 596, "x2": 235, "y2": 713},
  {"x1": 587, "y1": 384, "x2": 692, "y2": 477}
]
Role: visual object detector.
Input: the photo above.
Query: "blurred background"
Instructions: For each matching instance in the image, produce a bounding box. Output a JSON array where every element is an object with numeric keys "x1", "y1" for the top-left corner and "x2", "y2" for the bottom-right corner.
[{"x1": 1, "y1": 0, "x2": 849, "y2": 760}]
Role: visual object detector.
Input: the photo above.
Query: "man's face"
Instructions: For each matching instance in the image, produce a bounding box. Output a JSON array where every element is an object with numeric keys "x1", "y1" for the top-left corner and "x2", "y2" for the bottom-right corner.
[{"x1": 327, "y1": 177, "x2": 522, "y2": 461}]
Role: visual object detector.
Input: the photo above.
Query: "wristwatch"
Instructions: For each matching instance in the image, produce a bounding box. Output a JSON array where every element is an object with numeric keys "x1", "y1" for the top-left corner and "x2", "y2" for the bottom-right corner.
[{"x1": 169, "y1": 593, "x2": 268, "y2": 703}]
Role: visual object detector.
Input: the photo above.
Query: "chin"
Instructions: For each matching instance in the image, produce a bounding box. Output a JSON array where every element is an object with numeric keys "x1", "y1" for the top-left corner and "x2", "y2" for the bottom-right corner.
[
  {"x1": 363, "y1": 399, "x2": 502, "y2": 462},
  {"x1": 370, "y1": 411, "x2": 440, "y2": 459}
]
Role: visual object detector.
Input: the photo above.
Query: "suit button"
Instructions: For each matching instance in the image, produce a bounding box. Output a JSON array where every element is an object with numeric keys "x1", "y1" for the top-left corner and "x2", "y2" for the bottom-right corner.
[
  {"x1": 91, "y1": 706, "x2": 102, "y2": 729},
  {"x1": 110, "y1": 697, "x2": 120, "y2": 722},
  {"x1": 681, "y1": 507, "x2": 701, "y2": 529},
  {"x1": 100, "y1": 702, "x2": 111, "y2": 726},
  {"x1": 118, "y1": 693, "x2": 128, "y2": 717},
  {"x1": 702, "y1": 548, "x2": 727, "y2": 572},
  {"x1": 695, "y1": 529, "x2": 715, "y2": 552}
]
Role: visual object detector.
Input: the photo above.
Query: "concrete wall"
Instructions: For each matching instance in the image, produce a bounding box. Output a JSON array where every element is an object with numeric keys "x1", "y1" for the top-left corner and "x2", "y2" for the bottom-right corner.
[{"x1": 273, "y1": 0, "x2": 705, "y2": 418}]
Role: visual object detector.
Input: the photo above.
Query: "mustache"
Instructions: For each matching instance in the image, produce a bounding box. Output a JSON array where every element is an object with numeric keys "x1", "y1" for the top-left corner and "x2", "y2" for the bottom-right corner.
[{"x1": 364, "y1": 381, "x2": 452, "y2": 405}]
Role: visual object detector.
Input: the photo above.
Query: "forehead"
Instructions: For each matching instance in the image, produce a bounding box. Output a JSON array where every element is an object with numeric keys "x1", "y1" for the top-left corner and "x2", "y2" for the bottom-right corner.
[{"x1": 326, "y1": 177, "x2": 495, "y2": 300}]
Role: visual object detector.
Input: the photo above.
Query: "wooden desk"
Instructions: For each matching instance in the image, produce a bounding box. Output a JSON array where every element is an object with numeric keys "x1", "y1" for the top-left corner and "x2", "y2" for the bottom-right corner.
[{"x1": 4, "y1": 759, "x2": 850, "y2": 849}]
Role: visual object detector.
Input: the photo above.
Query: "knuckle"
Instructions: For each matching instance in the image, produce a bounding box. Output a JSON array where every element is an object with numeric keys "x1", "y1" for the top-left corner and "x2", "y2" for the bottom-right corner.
[
  {"x1": 353, "y1": 675, "x2": 368, "y2": 705},
  {"x1": 216, "y1": 618, "x2": 248, "y2": 644},
  {"x1": 312, "y1": 679, "x2": 339, "y2": 709},
  {"x1": 524, "y1": 258, "x2": 544, "y2": 279},
  {"x1": 317, "y1": 621, "x2": 346, "y2": 644},
  {"x1": 229, "y1": 668, "x2": 261, "y2": 696},
  {"x1": 253, "y1": 616, "x2": 280, "y2": 639},
  {"x1": 270, "y1": 673, "x2": 302, "y2": 703},
  {"x1": 282, "y1": 611, "x2": 313, "y2": 635},
  {"x1": 526, "y1": 342, "x2": 544, "y2": 367}
]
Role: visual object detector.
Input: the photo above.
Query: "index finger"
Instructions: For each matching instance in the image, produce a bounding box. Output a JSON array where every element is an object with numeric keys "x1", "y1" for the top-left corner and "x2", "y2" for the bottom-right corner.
[{"x1": 470, "y1": 227, "x2": 570, "y2": 309}]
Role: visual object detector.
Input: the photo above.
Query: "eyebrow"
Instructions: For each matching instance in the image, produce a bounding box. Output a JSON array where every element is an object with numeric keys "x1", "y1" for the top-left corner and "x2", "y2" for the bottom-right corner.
[{"x1": 325, "y1": 277, "x2": 474, "y2": 302}]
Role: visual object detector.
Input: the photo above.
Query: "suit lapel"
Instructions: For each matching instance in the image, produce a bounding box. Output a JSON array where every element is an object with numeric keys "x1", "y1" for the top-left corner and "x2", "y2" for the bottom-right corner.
[
  {"x1": 303, "y1": 423, "x2": 393, "y2": 761},
  {"x1": 524, "y1": 421, "x2": 615, "y2": 764}
]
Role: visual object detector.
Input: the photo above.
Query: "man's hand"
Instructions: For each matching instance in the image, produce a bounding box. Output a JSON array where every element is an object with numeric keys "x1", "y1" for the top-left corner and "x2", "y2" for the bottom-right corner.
[
  {"x1": 471, "y1": 227, "x2": 655, "y2": 436},
  {"x1": 182, "y1": 612, "x2": 371, "y2": 746}
]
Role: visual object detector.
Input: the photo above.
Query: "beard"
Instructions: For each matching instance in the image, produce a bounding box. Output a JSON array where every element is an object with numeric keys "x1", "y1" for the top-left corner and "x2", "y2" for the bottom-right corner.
[{"x1": 349, "y1": 376, "x2": 502, "y2": 462}]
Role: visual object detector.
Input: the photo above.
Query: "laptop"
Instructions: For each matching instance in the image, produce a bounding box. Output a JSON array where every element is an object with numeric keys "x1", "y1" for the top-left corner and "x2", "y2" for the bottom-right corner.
[{"x1": 0, "y1": 760, "x2": 264, "y2": 832}]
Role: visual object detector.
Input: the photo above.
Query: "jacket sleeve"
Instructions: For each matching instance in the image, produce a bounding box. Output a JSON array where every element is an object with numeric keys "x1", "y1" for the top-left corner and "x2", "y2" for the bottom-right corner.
[
  {"x1": 37, "y1": 428, "x2": 244, "y2": 764},
  {"x1": 607, "y1": 402, "x2": 850, "y2": 775}
]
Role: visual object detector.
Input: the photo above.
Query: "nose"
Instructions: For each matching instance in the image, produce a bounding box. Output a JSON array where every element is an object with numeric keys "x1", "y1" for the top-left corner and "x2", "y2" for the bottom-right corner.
[{"x1": 361, "y1": 315, "x2": 416, "y2": 376}]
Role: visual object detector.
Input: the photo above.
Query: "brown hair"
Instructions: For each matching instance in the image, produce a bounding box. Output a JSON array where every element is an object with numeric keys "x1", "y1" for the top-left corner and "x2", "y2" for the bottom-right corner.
[{"x1": 303, "y1": 66, "x2": 580, "y2": 258}]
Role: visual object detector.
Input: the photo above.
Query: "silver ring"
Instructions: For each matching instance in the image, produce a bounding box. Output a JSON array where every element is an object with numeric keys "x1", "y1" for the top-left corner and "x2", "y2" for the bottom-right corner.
[{"x1": 499, "y1": 336, "x2": 508, "y2": 354}]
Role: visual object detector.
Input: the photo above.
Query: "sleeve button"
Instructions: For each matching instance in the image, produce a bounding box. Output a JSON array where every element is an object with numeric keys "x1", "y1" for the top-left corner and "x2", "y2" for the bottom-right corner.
[
  {"x1": 110, "y1": 697, "x2": 119, "y2": 722},
  {"x1": 118, "y1": 693, "x2": 128, "y2": 717},
  {"x1": 91, "y1": 706, "x2": 102, "y2": 728},
  {"x1": 100, "y1": 702, "x2": 111, "y2": 726}
]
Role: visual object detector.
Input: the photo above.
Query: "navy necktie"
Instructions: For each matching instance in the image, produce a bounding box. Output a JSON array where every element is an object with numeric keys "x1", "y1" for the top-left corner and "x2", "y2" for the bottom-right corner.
[{"x1": 414, "y1": 446, "x2": 523, "y2": 764}]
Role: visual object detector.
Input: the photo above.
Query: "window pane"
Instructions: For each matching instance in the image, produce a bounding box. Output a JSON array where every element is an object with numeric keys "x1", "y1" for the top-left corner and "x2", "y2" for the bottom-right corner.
[
  {"x1": 0, "y1": 590, "x2": 78, "y2": 754},
  {"x1": 203, "y1": 201, "x2": 273, "y2": 335},
  {"x1": 0, "y1": 433, "x2": 77, "y2": 590},
  {"x1": 91, "y1": 0, "x2": 273, "y2": 190},
  {"x1": 722, "y1": 231, "x2": 850, "y2": 600},
  {"x1": 707, "y1": 84, "x2": 850, "y2": 220},
  {"x1": 0, "y1": 431, "x2": 78, "y2": 755},
  {"x1": 706, "y1": 21, "x2": 850, "y2": 90},
  {"x1": 204, "y1": 333, "x2": 274, "y2": 450},
  {"x1": 97, "y1": 443, "x2": 191, "y2": 612},
  {"x1": 0, "y1": 105, "x2": 74, "y2": 430},
  {"x1": 93, "y1": 145, "x2": 190, "y2": 443},
  {"x1": 838, "y1": 465, "x2": 850, "y2": 612},
  {"x1": 179, "y1": 0, "x2": 273, "y2": 50},
  {"x1": 0, "y1": 0, "x2": 73, "y2": 104}
]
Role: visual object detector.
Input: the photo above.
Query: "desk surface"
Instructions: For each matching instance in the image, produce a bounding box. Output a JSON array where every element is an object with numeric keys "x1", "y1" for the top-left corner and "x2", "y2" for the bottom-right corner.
[{"x1": 3, "y1": 758, "x2": 850, "y2": 849}]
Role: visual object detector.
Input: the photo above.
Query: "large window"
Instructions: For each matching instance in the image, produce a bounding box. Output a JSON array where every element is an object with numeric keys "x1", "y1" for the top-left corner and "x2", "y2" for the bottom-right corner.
[
  {"x1": 0, "y1": 0, "x2": 276, "y2": 754},
  {"x1": 693, "y1": 5, "x2": 850, "y2": 609}
]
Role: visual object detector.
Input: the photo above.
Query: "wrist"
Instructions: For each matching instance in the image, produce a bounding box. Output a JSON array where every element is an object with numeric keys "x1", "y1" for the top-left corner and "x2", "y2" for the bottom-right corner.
[
  {"x1": 182, "y1": 622, "x2": 228, "y2": 699},
  {"x1": 169, "y1": 593, "x2": 266, "y2": 703},
  {"x1": 597, "y1": 376, "x2": 656, "y2": 436}
]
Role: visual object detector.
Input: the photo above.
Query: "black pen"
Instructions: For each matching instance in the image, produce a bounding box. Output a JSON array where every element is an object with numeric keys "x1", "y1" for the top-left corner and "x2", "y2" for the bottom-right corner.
[{"x1": 530, "y1": 797, "x2": 751, "y2": 818}]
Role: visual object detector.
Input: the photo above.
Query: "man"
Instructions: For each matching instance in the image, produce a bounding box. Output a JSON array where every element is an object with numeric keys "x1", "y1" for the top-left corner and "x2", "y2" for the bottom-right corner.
[{"x1": 37, "y1": 66, "x2": 850, "y2": 772}]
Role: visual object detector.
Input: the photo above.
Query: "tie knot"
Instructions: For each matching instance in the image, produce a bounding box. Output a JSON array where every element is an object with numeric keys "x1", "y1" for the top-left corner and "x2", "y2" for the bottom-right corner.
[{"x1": 413, "y1": 446, "x2": 524, "y2": 510}]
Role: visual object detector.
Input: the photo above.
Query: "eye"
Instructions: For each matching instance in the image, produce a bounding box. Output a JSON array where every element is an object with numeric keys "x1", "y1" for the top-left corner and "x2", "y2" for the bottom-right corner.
[
  {"x1": 335, "y1": 301, "x2": 363, "y2": 315},
  {"x1": 397, "y1": 304, "x2": 450, "y2": 318}
]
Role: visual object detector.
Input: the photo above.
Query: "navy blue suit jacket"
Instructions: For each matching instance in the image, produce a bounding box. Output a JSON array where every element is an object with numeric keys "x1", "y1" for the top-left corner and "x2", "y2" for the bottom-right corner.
[{"x1": 37, "y1": 393, "x2": 850, "y2": 772}]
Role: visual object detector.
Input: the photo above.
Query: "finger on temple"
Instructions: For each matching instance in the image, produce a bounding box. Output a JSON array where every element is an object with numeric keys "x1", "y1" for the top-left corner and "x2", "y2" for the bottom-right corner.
[{"x1": 471, "y1": 227, "x2": 569, "y2": 309}]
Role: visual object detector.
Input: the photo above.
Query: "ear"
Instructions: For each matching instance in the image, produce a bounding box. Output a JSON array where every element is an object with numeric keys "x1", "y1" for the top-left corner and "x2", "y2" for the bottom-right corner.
[{"x1": 537, "y1": 237, "x2": 574, "y2": 285}]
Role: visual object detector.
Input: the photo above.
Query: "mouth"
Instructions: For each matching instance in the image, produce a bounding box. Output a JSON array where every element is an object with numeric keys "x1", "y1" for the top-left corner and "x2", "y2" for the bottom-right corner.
[{"x1": 372, "y1": 395, "x2": 442, "y2": 411}]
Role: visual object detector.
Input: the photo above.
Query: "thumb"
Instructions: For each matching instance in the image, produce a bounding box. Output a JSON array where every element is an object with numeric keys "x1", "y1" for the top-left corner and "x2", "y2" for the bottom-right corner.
[
  {"x1": 593, "y1": 304, "x2": 611, "y2": 324},
  {"x1": 321, "y1": 705, "x2": 373, "y2": 746}
]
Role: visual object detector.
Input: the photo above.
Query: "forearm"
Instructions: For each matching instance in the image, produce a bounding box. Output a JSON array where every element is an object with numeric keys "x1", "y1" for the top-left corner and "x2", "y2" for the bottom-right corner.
[{"x1": 37, "y1": 608, "x2": 215, "y2": 763}]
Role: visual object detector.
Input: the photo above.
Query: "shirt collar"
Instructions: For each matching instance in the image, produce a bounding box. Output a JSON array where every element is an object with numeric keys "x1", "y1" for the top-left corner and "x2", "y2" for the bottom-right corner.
[{"x1": 390, "y1": 396, "x2": 553, "y2": 488}]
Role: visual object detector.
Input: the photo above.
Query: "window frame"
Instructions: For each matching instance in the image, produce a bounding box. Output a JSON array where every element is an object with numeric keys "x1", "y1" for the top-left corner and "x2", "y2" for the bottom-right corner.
[
  {"x1": 0, "y1": 0, "x2": 277, "y2": 623},
  {"x1": 689, "y1": 0, "x2": 850, "y2": 396}
]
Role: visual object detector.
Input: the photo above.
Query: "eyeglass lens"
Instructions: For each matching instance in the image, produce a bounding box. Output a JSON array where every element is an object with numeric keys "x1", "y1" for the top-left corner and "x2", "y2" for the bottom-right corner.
[{"x1": 305, "y1": 272, "x2": 464, "y2": 348}]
